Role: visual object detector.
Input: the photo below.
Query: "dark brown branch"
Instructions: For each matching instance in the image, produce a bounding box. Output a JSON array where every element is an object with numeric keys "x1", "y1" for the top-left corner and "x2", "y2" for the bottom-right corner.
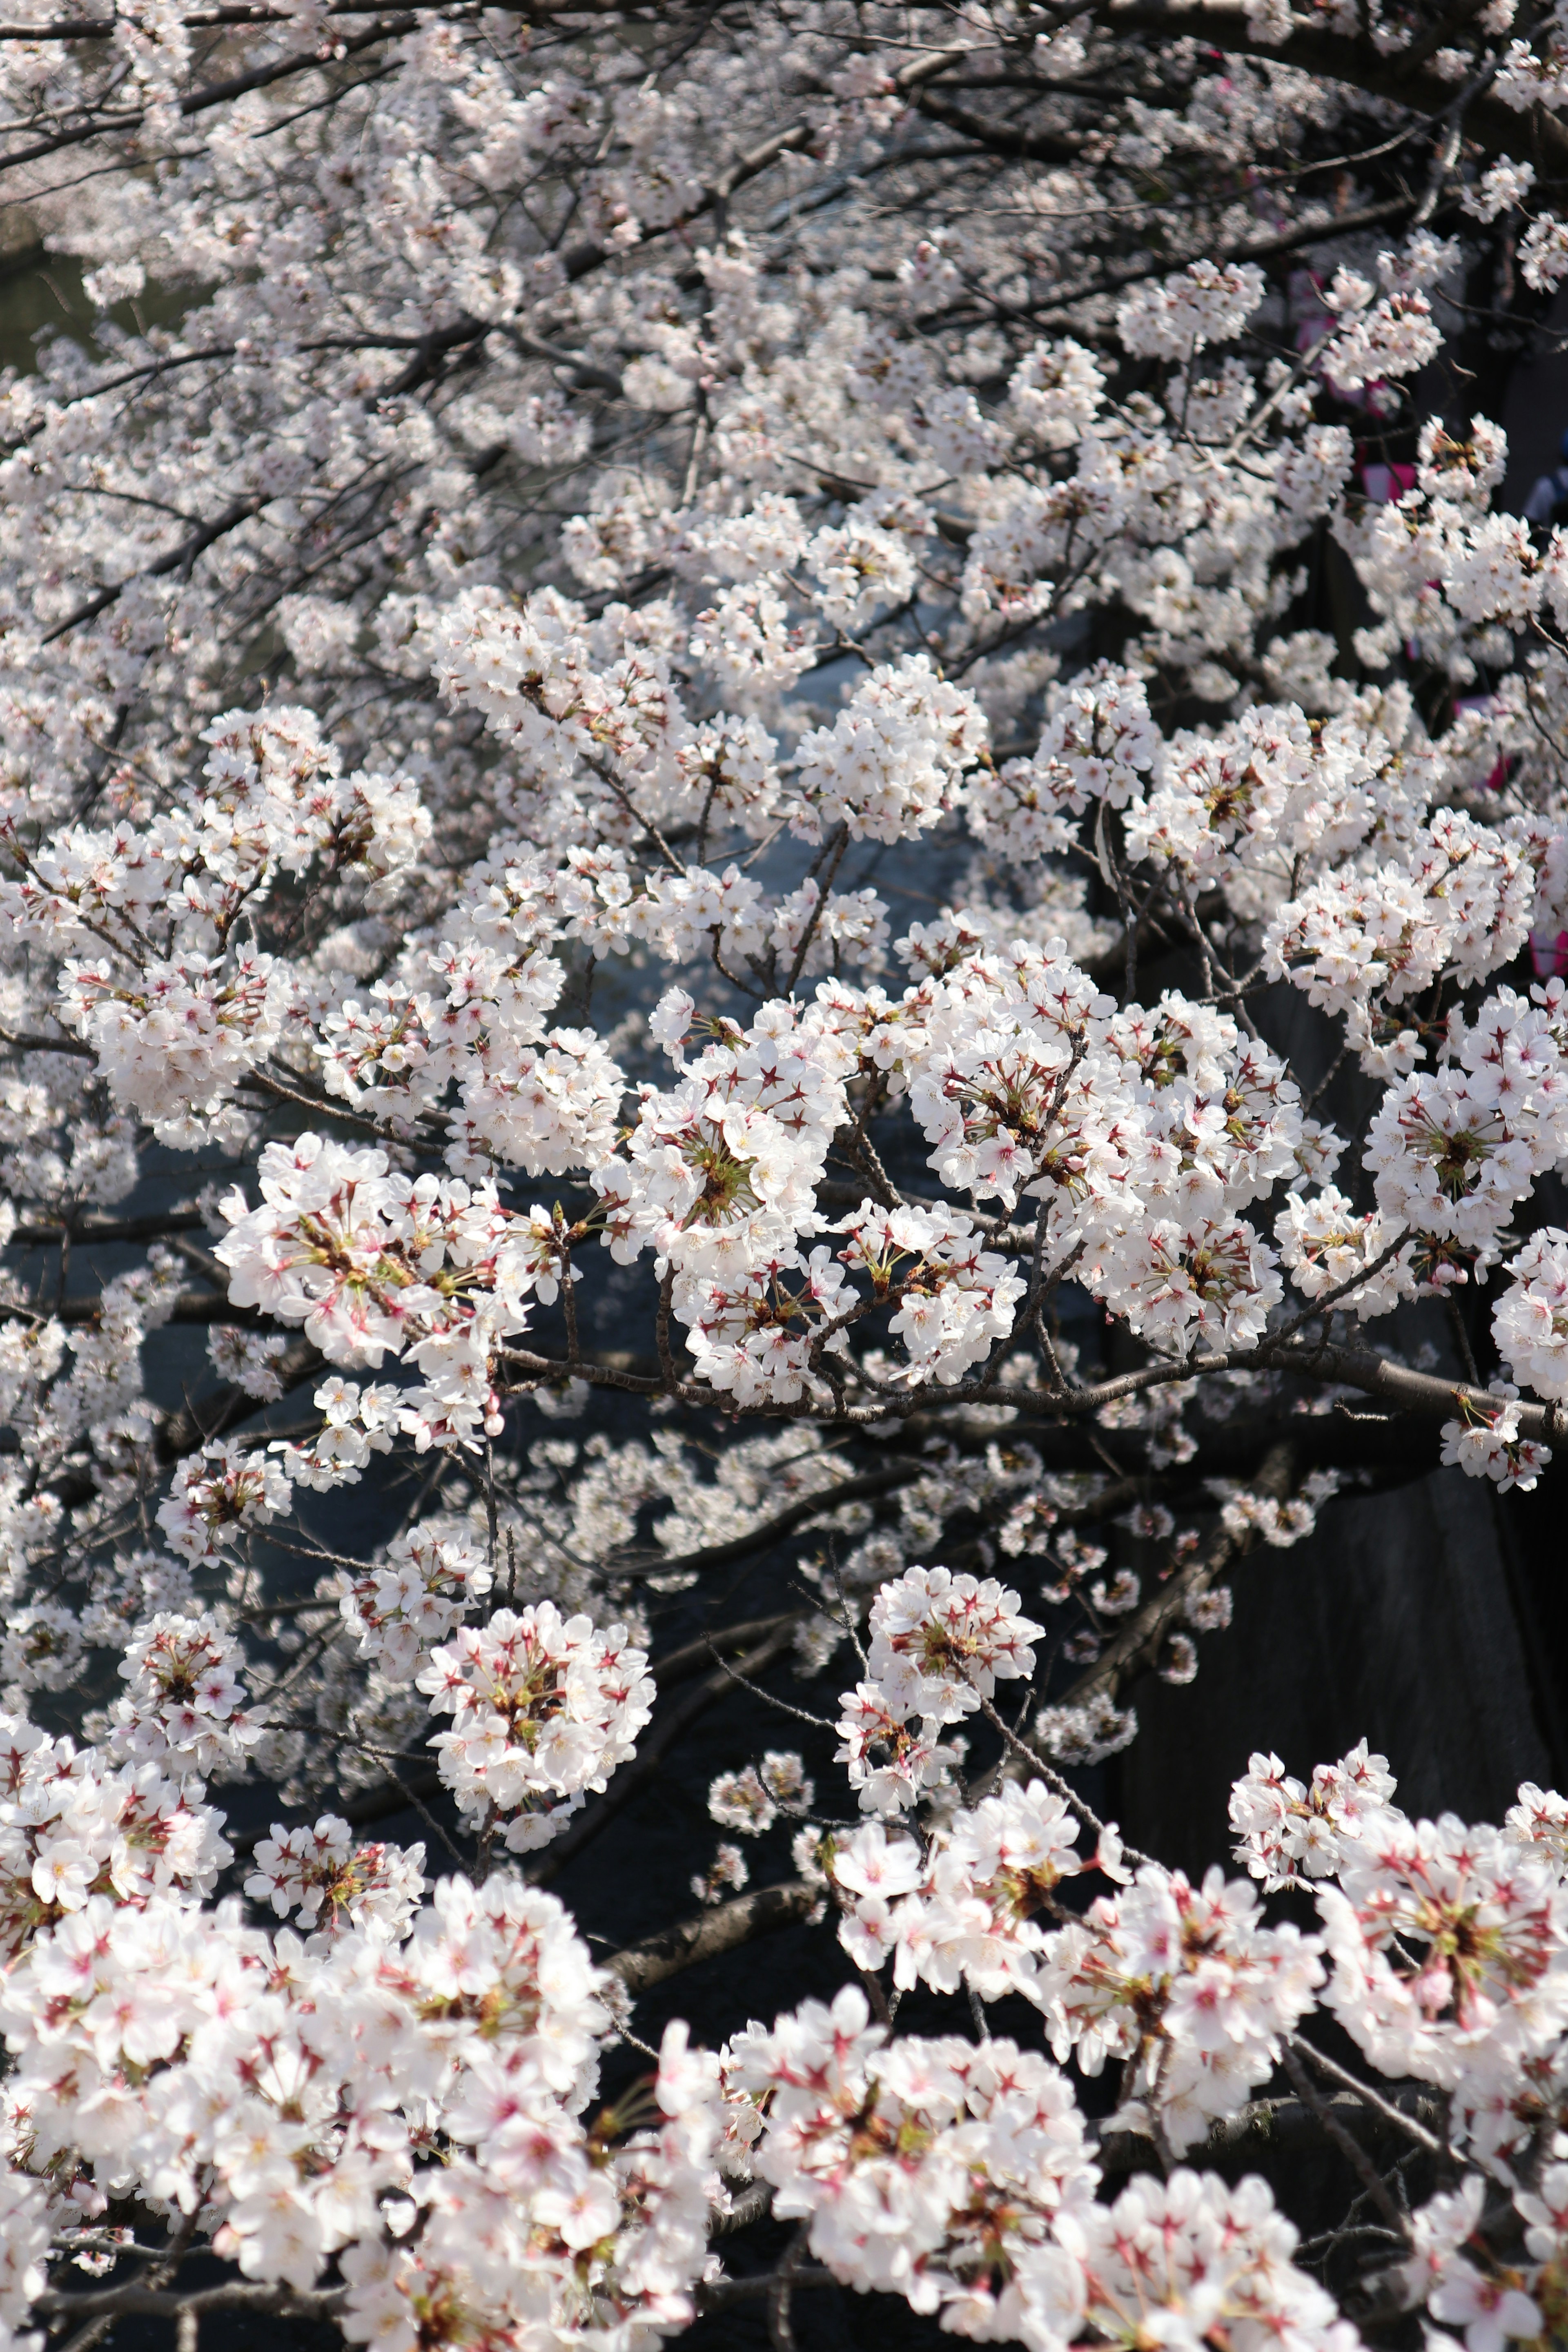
[
  {"x1": 37, "y1": 2284, "x2": 345, "y2": 2322},
  {"x1": 609, "y1": 1463, "x2": 913, "y2": 1580},
  {"x1": 1095, "y1": 2089, "x2": 1446, "y2": 2176},
  {"x1": 1290, "y1": 2033, "x2": 1446, "y2": 2152},
  {"x1": 607, "y1": 1878, "x2": 817, "y2": 1992},
  {"x1": 158, "y1": 1335, "x2": 323, "y2": 1461},
  {"x1": 560, "y1": 41, "x2": 975, "y2": 282},
  {"x1": 501, "y1": 1323, "x2": 1555, "y2": 1450},
  {"x1": 1284, "y1": 2040, "x2": 1412, "y2": 2237},
  {"x1": 1019, "y1": 197, "x2": 1424, "y2": 339},
  {"x1": 649, "y1": 1611, "x2": 802, "y2": 1686},
  {"x1": 41, "y1": 494, "x2": 267, "y2": 641},
  {"x1": 0, "y1": 1027, "x2": 94, "y2": 1058},
  {"x1": 228, "y1": 1764, "x2": 444, "y2": 1855},
  {"x1": 39, "y1": 1285, "x2": 240, "y2": 1325},
  {"x1": 1098, "y1": 0, "x2": 1568, "y2": 178},
  {"x1": 182, "y1": 4, "x2": 413, "y2": 108},
  {"x1": 0, "y1": 0, "x2": 675, "y2": 31},
  {"x1": 11, "y1": 1209, "x2": 208, "y2": 1247},
  {"x1": 1268, "y1": 1334, "x2": 1560, "y2": 1443},
  {"x1": 912, "y1": 87, "x2": 1085, "y2": 160},
  {"x1": 0, "y1": 10, "x2": 417, "y2": 177}
]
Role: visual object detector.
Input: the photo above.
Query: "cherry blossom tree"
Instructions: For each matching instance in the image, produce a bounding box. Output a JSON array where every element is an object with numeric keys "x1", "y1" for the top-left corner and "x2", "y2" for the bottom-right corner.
[{"x1": 6, "y1": 0, "x2": 1568, "y2": 2339}]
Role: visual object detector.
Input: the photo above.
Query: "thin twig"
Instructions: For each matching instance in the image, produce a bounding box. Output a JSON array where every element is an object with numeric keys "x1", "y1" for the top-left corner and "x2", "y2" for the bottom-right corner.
[
  {"x1": 1289, "y1": 2034, "x2": 1445, "y2": 2154},
  {"x1": 971, "y1": 1689, "x2": 1152, "y2": 1866},
  {"x1": 1283, "y1": 2042, "x2": 1412, "y2": 2240}
]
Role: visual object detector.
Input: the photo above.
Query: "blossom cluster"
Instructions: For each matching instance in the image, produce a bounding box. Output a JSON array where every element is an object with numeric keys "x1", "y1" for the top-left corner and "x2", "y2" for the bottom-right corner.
[
  {"x1": 836, "y1": 1566, "x2": 1041, "y2": 1812},
  {"x1": 718, "y1": 1987, "x2": 1356, "y2": 2352},
  {"x1": 0, "y1": 1861, "x2": 715, "y2": 2343},
  {"x1": 416, "y1": 1602, "x2": 655, "y2": 1851}
]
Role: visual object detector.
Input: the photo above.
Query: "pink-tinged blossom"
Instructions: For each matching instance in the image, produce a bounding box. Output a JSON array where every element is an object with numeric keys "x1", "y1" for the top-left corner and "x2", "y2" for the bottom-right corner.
[
  {"x1": 1034, "y1": 1862, "x2": 1325, "y2": 2151},
  {"x1": 416, "y1": 1604, "x2": 654, "y2": 1850}
]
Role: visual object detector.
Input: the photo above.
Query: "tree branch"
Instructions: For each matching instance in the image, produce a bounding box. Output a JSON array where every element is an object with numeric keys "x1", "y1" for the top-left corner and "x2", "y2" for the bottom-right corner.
[
  {"x1": 1098, "y1": 0, "x2": 1568, "y2": 177},
  {"x1": 607, "y1": 1878, "x2": 817, "y2": 1993},
  {"x1": 41, "y1": 495, "x2": 267, "y2": 641}
]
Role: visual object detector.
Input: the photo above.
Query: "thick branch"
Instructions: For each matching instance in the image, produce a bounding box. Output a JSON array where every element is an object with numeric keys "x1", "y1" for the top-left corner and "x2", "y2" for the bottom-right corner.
[
  {"x1": 607, "y1": 1878, "x2": 817, "y2": 1993},
  {"x1": 560, "y1": 42, "x2": 977, "y2": 282},
  {"x1": 36, "y1": 1335, "x2": 325, "y2": 1522},
  {"x1": 0, "y1": 10, "x2": 417, "y2": 178},
  {"x1": 609, "y1": 1462, "x2": 914, "y2": 1579},
  {"x1": 912, "y1": 87, "x2": 1084, "y2": 160},
  {"x1": 1095, "y1": 2087, "x2": 1446, "y2": 2175},
  {"x1": 500, "y1": 1324, "x2": 1556, "y2": 1448},
  {"x1": 648, "y1": 1611, "x2": 802, "y2": 1686},
  {"x1": 0, "y1": 0, "x2": 682, "y2": 31},
  {"x1": 1267, "y1": 1334, "x2": 1560, "y2": 1441},
  {"x1": 1020, "y1": 196, "x2": 1428, "y2": 337},
  {"x1": 11, "y1": 1209, "x2": 208, "y2": 1247},
  {"x1": 37, "y1": 2283, "x2": 346, "y2": 2321},
  {"x1": 41, "y1": 1284, "x2": 245, "y2": 1325},
  {"x1": 1100, "y1": 0, "x2": 1568, "y2": 178},
  {"x1": 41, "y1": 495, "x2": 267, "y2": 641}
]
